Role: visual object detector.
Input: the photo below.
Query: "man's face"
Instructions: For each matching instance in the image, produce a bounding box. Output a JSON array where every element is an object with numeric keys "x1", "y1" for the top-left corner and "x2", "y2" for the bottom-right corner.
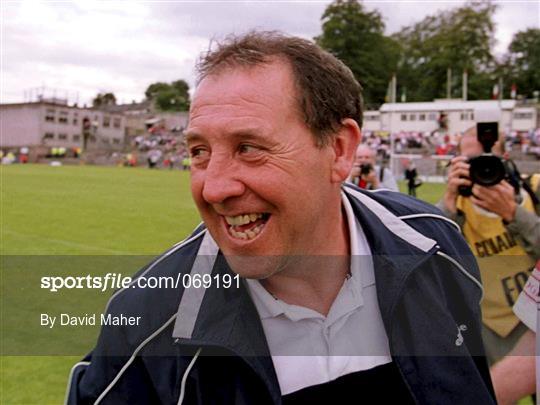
[
  {"x1": 354, "y1": 147, "x2": 375, "y2": 167},
  {"x1": 186, "y1": 60, "x2": 341, "y2": 278},
  {"x1": 459, "y1": 135, "x2": 484, "y2": 158},
  {"x1": 459, "y1": 132, "x2": 503, "y2": 159}
]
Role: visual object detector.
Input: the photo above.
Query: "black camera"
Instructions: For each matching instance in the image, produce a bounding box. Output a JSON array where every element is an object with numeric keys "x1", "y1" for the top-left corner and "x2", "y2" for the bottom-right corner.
[
  {"x1": 360, "y1": 163, "x2": 373, "y2": 176},
  {"x1": 458, "y1": 122, "x2": 519, "y2": 196}
]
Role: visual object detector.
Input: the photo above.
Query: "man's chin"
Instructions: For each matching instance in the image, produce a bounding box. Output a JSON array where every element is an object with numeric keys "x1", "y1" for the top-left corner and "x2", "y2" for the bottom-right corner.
[{"x1": 223, "y1": 255, "x2": 292, "y2": 279}]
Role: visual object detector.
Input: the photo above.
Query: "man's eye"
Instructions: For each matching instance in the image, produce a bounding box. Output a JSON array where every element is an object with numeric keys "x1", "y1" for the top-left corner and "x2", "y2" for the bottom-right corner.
[
  {"x1": 190, "y1": 147, "x2": 208, "y2": 158},
  {"x1": 238, "y1": 144, "x2": 259, "y2": 154}
]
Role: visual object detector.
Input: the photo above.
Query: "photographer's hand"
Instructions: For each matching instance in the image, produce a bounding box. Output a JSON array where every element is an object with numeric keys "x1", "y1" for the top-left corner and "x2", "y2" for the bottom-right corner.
[
  {"x1": 443, "y1": 156, "x2": 471, "y2": 213},
  {"x1": 362, "y1": 169, "x2": 379, "y2": 189},
  {"x1": 471, "y1": 181, "x2": 517, "y2": 222}
]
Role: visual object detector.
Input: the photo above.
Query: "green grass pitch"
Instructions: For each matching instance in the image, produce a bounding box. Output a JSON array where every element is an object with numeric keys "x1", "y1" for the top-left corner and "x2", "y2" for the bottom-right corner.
[
  {"x1": 0, "y1": 164, "x2": 530, "y2": 404},
  {"x1": 1, "y1": 164, "x2": 201, "y2": 404}
]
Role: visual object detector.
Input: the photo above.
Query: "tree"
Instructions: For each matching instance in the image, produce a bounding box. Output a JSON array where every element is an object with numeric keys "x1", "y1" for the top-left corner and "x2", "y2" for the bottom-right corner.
[
  {"x1": 154, "y1": 88, "x2": 190, "y2": 112},
  {"x1": 315, "y1": 0, "x2": 400, "y2": 108},
  {"x1": 503, "y1": 28, "x2": 540, "y2": 99},
  {"x1": 144, "y1": 82, "x2": 170, "y2": 100},
  {"x1": 394, "y1": 1, "x2": 497, "y2": 101},
  {"x1": 92, "y1": 92, "x2": 117, "y2": 108},
  {"x1": 144, "y1": 80, "x2": 190, "y2": 111},
  {"x1": 171, "y1": 80, "x2": 190, "y2": 96}
]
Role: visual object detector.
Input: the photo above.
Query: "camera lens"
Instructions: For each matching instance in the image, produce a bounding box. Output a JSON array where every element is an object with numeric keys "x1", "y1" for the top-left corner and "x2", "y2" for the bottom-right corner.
[
  {"x1": 360, "y1": 164, "x2": 372, "y2": 175},
  {"x1": 469, "y1": 155, "x2": 506, "y2": 186}
]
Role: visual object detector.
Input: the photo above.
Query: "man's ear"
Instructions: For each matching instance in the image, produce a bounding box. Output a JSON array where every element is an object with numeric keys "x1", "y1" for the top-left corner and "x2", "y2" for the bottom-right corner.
[{"x1": 330, "y1": 118, "x2": 361, "y2": 183}]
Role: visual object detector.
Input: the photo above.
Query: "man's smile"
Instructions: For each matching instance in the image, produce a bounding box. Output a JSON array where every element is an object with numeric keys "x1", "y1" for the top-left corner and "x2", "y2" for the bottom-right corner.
[{"x1": 222, "y1": 212, "x2": 271, "y2": 241}]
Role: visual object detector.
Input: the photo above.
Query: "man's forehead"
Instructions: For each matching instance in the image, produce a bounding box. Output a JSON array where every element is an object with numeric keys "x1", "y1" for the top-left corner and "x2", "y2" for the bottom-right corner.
[
  {"x1": 460, "y1": 134, "x2": 479, "y2": 146},
  {"x1": 188, "y1": 61, "x2": 301, "y2": 130},
  {"x1": 192, "y1": 60, "x2": 295, "y2": 105},
  {"x1": 355, "y1": 146, "x2": 374, "y2": 158}
]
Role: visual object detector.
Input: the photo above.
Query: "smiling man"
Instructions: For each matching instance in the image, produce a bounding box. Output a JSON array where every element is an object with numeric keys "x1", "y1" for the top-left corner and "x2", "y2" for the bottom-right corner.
[{"x1": 67, "y1": 32, "x2": 495, "y2": 404}]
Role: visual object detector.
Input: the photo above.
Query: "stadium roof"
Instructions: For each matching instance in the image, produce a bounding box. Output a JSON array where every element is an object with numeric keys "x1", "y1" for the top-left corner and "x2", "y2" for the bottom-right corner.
[{"x1": 380, "y1": 99, "x2": 516, "y2": 113}]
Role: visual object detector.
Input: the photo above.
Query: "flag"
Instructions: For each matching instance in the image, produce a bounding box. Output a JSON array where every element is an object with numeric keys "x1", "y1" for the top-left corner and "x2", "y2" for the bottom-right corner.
[
  {"x1": 492, "y1": 84, "x2": 499, "y2": 100},
  {"x1": 511, "y1": 83, "x2": 517, "y2": 99},
  {"x1": 385, "y1": 79, "x2": 392, "y2": 102}
]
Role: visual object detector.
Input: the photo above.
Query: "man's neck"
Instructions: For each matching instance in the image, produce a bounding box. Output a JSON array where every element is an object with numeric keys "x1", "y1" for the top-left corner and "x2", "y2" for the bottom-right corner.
[{"x1": 259, "y1": 205, "x2": 351, "y2": 316}]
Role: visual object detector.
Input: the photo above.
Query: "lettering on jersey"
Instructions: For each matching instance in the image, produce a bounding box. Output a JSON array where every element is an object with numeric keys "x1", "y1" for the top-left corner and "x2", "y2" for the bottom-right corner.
[
  {"x1": 474, "y1": 232, "x2": 518, "y2": 257},
  {"x1": 501, "y1": 266, "x2": 535, "y2": 307}
]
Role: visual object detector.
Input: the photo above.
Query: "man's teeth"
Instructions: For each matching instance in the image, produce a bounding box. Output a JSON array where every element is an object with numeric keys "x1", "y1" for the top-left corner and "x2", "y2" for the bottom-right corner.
[
  {"x1": 230, "y1": 223, "x2": 265, "y2": 240},
  {"x1": 225, "y1": 213, "x2": 264, "y2": 226},
  {"x1": 224, "y1": 213, "x2": 267, "y2": 241}
]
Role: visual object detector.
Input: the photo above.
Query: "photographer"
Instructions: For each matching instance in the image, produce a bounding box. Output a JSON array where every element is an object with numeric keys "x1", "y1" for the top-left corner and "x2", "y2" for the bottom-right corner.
[
  {"x1": 437, "y1": 125, "x2": 540, "y2": 365},
  {"x1": 349, "y1": 144, "x2": 398, "y2": 191}
]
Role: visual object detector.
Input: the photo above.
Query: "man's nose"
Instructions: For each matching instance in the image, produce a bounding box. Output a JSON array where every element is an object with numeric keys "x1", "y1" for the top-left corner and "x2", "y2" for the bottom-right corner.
[{"x1": 201, "y1": 155, "x2": 245, "y2": 204}]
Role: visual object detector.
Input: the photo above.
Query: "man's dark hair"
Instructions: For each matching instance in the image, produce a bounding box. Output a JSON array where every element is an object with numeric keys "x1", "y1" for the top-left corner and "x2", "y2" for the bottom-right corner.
[{"x1": 196, "y1": 31, "x2": 363, "y2": 146}]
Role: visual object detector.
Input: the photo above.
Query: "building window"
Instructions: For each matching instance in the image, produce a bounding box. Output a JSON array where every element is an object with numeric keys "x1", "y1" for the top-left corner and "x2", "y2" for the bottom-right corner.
[
  {"x1": 58, "y1": 111, "x2": 68, "y2": 124},
  {"x1": 429, "y1": 113, "x2": 437, "y2": 120},
  {"x1": 401, "y1": 114, "x2": 407, "y2": 121},
  {"x1": 58, "y1": 133, "x2": 68, "y2": 140},
  {"x1": 89, "y1": 135, "x2": 96, "y2": 143},
  {"x1": 112, "y1": 138, "x2": 121, "y2": 144},
  {"x1": 103, "y1": 116, "x2": 111, "y2": 128},
  {"x1": 419, "y1": 114, "x2": 426, "y2": 121},
  {"x1": 43, "y1": 132, "x2": 54, "y2": 140},
  {"x1": 409, "y1": 114, "x2": 416, "y2": 121},
  {"x1": 102, "y1": 137, "x2": 110, "y2": 144},
  {"x1": 45, "y1": 109, "x2": 55, "y2": 122},
  {"x1": 72, "y1": 134, "x2": 81, "y2": 142},
  {"x1": 113, "y1": 117, "x2": 121, "y2": 128},
  {"x1": 514, "y1": 112, "x2": 533, "y2": 120},
  {"x1": 460, "y1": 111, "x2": 473, "y2": 121}
]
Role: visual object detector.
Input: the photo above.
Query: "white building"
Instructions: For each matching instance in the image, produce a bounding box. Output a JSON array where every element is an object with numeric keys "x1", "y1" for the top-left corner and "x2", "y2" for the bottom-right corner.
[
  {"x1": 98, "y1": 101, "x2": 189, "y2": 139},
  {"x1": 362, "y1": 111, "x2": 381, "y2": 131},
  {"x1": 363, "y1": 99, "x2": 537, "y2": 134},
  {"x1": 0, "y1": 100, "x2": 126, "y2": 149}
]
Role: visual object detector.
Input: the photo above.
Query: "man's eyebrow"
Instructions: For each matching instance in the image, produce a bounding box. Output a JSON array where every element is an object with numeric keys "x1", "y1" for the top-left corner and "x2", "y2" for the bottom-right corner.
[
  {"x1": 230, "y1": 130, "x2": 268, "y2": 142},
  {"x1": 185, "y1": 128, "x2": 271, "y2": 144},
  {"x1": 185, "y1": 132, "x2": 203, "y2": 144}
]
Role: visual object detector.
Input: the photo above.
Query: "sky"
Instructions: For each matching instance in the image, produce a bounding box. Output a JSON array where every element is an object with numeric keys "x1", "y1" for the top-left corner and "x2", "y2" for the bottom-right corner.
[{"x1": 1, "y1": 1, "x2": 539, "y2": 106}]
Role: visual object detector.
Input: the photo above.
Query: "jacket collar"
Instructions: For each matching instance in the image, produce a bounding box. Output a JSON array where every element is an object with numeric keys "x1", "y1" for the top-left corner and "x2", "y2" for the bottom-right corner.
[
  {"x1": 342, "y1": 184, "x2": 437, "y2": 259},
  {"x1": 341, "y1": 184, "x2": 439, "y2": 331}
]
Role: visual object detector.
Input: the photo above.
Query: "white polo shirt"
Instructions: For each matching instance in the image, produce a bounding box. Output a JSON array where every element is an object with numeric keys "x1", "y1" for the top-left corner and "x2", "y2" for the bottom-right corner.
[
  {"x1": 513, "y1": 263, "x2": 539, "y2": 332},
  {"x1": 245, "y1": 192, "x2": 392, "y2": 395}
]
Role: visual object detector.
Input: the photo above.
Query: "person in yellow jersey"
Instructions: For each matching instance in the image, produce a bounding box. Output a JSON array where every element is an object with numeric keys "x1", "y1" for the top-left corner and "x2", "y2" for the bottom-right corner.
[
  {"x1": 490, "y1": 259, "x2": 538, "y2": 404},
  {"x1": 437, "y1": 126, "x2": 540, "y2": 366}
]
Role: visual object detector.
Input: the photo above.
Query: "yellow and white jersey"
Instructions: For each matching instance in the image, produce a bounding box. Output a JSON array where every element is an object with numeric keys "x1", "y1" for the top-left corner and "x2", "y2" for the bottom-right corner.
[{"x1": 457, "y1": 191, "x2": 536, "y2": 337}]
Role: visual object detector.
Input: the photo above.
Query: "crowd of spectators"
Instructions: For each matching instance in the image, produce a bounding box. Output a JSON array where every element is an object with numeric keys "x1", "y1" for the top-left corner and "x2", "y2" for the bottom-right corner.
[
  {"x1": 361, "y1": 127, "x2": 540, "y2": 159},
  {"x1": 2, "y1": 126, "x2": 538, "y2": 168},
  {"x1": 508, "y1": 127, "x2": 540, "y2": 158},
  {"x1": 0, "y1": 146, "x2": 32, "y2": 164},
  {"x1": 128, "y1": 124, "x2": 190, "y2": 170}
]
